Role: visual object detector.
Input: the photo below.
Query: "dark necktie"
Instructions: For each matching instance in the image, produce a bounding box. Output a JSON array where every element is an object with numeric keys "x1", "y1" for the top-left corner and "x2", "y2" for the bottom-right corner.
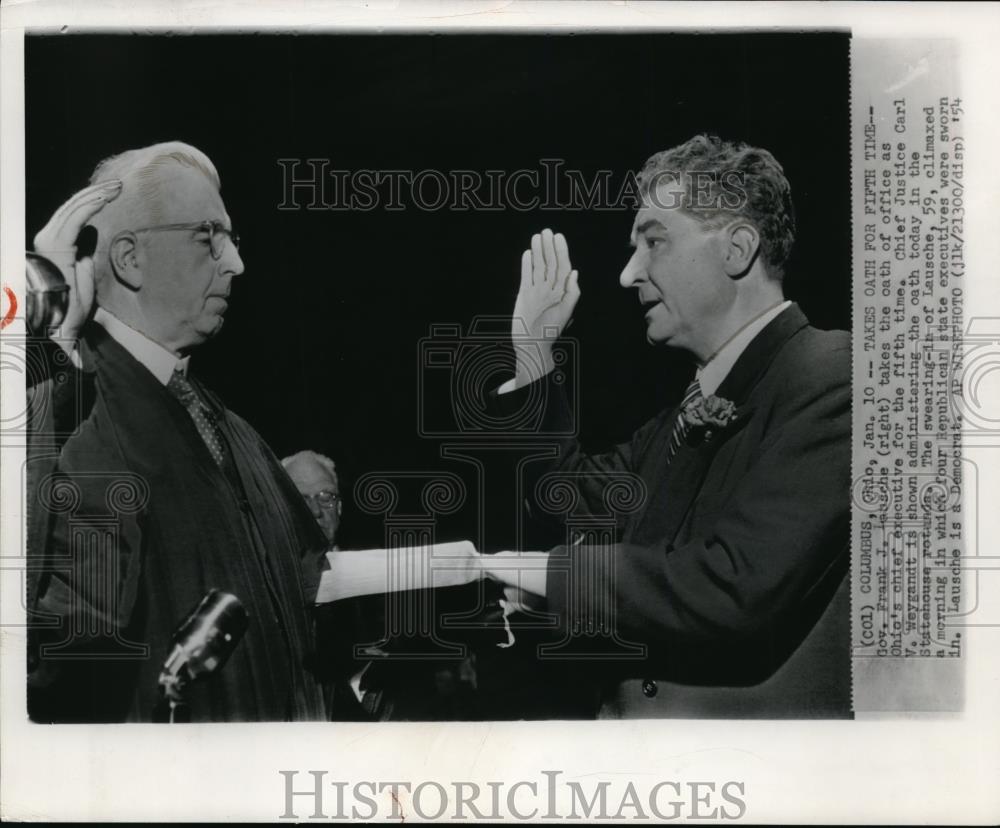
[
  {"x1": 667, "y1": 378, "x2": 703, "y2": 463},
  {"x1": 167, "y1": 368, "x2": 227, "y2": 467}
]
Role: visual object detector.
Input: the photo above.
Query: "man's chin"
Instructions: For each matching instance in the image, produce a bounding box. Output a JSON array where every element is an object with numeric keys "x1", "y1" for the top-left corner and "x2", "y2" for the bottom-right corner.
[
  {"x1": 187, "y1": 316, "x2": 225, "y2": 348},
  {"x1": 643, "y1": 323, "x2": 672, "y2": 346},
  {"x1": 205, "y1": 315, "x2": 226, "y2": 337},
  {"x1": 641, "y1": 308, "x2": 675, "y2": 345}
]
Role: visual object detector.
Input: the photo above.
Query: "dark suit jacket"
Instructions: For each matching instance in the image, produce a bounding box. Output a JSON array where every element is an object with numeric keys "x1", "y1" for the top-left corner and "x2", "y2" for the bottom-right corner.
[
  {"x1": 26, "y1": 324, "x2": 329, "y2": 722},
  {"x1": 498, "y1": 304, "x2": 851, "y2": 718}
]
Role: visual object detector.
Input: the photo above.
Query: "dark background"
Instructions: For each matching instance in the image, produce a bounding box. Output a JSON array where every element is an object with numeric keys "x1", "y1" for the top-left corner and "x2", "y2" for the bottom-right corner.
[{"x1": 26, "y1": 32, "x2": 850, "y2": 552}]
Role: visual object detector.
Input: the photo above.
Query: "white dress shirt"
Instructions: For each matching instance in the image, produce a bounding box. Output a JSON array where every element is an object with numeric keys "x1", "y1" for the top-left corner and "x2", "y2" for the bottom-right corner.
[{"x1": 93, "y1": 307, "x2": 189, "y2": 384}]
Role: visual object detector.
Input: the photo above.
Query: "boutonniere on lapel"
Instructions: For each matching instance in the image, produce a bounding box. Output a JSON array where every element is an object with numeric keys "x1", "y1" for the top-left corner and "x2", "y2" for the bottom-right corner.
[{"x1": 681, "y1": 395, "x2": 741, "y2": 445}]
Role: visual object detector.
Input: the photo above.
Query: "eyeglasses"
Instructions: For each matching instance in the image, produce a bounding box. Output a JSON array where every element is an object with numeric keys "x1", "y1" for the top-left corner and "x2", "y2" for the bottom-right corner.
[
  {"x1": 306, "y1": 490, "x2": 341, "y2": 509},
  {"x1": 129, "y1": 220, "x2": 240, "y2": 260}
]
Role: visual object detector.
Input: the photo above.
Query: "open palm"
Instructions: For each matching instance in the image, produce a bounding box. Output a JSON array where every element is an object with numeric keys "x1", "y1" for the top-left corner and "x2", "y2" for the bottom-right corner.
[
  {"x1": 510, "y1": 228, "x2": 580, "y2": 384},
  {"x1": 512, "y1": 228, "x2": 579, "y2": 339}
]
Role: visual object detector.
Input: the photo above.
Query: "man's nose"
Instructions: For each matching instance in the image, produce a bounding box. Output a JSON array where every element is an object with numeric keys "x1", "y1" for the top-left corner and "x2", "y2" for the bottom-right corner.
[
  {"x1": 230, "y1": 249, "x2": 246, "y2": 277},
  {"x1": 221, "y1": 240, "x2": 245, "y2": 277},
  {"x1": 619, "y1": 250, "x2": 645, "y2": 288}
]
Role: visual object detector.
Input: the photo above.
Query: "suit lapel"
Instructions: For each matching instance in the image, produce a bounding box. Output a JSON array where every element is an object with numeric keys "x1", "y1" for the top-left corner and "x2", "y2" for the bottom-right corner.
[
  {"x1": 713, "y1": 303, "x2": 809, "y2": 405},
  {"x1": 654, "y1": 434, "x2": 721, "y2": 543},
  {"x1": 86, "y1": 324, "x2": 222, "y2": 481},
  {"x1": 642, "y1": 304, "x2": 810, "y2": 544},
  {"x1": 651, "y1": 407, "x2": 752, "y2": 544}
]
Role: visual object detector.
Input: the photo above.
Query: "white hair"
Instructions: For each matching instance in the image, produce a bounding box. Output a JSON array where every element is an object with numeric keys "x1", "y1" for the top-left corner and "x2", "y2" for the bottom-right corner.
[
  {"x1": 87, "y1": 141, "x2": 221, "y2": 284},
  {"x1": 90, "y1": 140, "x2": 220, "y2": 208}
]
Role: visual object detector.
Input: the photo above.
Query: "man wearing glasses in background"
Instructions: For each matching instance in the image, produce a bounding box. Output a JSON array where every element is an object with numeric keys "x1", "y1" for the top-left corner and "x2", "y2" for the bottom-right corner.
[
  {"x1": 27, "y1": 142, "x2": 334, "y2": 722},
  {"x1": 282, "y1": 451, "x2": 343, "y2": 549}
]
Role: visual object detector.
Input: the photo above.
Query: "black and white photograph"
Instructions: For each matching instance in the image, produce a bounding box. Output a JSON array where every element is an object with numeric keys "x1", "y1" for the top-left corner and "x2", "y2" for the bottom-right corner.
[
  {"x1": 21, "y1": 29, "x2": 851, "y2": 724},
  {"x1": 1, "y1": 1, "x2": 998, "y2": 823}
]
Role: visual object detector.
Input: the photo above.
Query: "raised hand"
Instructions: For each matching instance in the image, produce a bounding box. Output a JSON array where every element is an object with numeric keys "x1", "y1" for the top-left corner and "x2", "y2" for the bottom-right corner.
[
  {"x1": 33, "y1": 179, "x2": 122, "y2": 346},
  {"x1": 510, "y1": 228, "x2": 580, "y2": 386}
]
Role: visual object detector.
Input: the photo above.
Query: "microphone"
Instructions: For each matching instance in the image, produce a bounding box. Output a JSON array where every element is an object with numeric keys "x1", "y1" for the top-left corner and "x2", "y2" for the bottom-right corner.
[
  {"x1": 25, "y1": 252, "x2": 69, "y2": 336},
  {"x1": 158, "y1": 590, "x2": 249, "y2": 705}
]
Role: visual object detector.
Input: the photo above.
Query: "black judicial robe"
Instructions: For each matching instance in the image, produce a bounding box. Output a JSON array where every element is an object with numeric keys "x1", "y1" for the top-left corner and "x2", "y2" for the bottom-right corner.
[{"x1": 27, "y1": 324, "x2": 328, "y2": 722}]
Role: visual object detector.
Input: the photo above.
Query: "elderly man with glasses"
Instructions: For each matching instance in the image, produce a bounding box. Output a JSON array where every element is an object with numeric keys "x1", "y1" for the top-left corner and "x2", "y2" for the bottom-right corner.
[
  {"x1": 282, "y1": 451, "x2": 343, "y2": 547},
  {"x1": 27, "y1": 142, "x2": 334, "y2": 722}
]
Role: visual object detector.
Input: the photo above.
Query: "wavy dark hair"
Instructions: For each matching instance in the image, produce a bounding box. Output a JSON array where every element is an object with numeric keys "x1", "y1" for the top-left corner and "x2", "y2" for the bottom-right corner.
[{"x1": 636, "y1": 134, "x2": 796, "y2": 279}]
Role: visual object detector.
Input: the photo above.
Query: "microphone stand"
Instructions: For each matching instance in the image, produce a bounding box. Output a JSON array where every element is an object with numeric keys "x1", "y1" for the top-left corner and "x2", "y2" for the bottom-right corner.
[{"x1": 156, "y1": 589, "x2": 248, "y2": 723}]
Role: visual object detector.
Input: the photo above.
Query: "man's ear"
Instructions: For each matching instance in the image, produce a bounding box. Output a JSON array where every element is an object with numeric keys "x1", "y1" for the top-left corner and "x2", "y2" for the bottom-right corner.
[
  {"x1": 109, "y1": 233, "x2": 143, "y2": 290},
  {"x1": 722, "y1": 222, "x2": 761, "y2": 279}
]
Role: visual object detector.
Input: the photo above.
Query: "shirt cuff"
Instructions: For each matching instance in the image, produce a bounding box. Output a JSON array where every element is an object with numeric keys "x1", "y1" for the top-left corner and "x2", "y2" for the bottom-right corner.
[{"x1": 496, "y1": 367, "x2": 554, "y2": 396}]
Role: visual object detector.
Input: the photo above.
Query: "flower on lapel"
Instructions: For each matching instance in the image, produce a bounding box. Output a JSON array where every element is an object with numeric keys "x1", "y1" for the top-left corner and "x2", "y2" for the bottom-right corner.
[{"x1": 681, "y1": 394, "x2": 739, "y2": 444}]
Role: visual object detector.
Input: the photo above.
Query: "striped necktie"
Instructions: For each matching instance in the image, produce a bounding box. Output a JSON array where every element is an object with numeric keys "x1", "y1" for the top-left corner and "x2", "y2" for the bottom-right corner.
[
  {"x1": 167, "y1": 368, "x2": 227, "y2": 467},
  {"x1": 667, "y1": 378, "x2": 703, "y2": 463}
]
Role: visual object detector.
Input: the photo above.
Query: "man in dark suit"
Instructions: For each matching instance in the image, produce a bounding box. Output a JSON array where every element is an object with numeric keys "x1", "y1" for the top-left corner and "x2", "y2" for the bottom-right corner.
[
  {"x1": 482, "y1": 135, "x2": 851, "y2": 718},
  {"x1": 27, "y1": 142, "x2": 330, "y2": 722}
]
